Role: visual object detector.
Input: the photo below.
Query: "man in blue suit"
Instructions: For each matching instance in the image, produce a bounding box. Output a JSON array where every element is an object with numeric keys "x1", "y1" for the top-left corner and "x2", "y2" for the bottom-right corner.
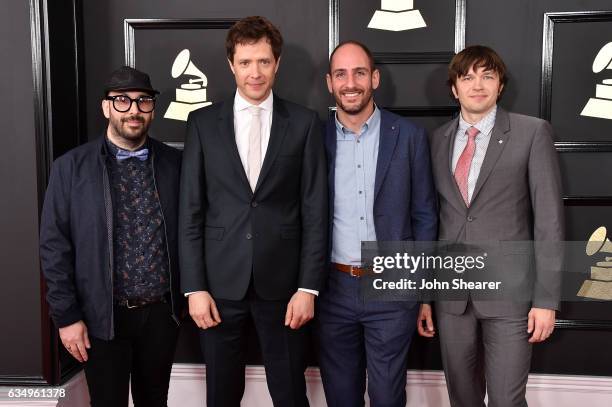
[{"x1": 318, "y1": 41, "x2": 438, "y2": 407}]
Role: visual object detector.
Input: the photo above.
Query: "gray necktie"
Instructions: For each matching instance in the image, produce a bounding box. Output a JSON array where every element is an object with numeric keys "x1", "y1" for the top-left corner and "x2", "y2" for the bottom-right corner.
[{"x1": 247, "y1": 106, "x2": 262, "y2": 191}]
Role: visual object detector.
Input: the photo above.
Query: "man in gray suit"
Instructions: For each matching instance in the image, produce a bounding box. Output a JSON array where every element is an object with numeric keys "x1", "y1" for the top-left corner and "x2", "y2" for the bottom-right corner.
[{"x1": 418, "y1": 45, "x2": 564, "y2": 406}]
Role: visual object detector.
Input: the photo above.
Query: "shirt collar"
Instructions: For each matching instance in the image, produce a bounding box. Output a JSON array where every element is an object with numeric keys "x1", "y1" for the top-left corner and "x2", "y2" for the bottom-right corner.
[
  {"x1": 458, "y1": 105, "x2": 497, "y2": 138},
  {"x1": 335, "y1": 105, "x2": 381, "y2": 140},
  {"x1": 234, "y1": 89, "x2": 274, "y2": 113}
]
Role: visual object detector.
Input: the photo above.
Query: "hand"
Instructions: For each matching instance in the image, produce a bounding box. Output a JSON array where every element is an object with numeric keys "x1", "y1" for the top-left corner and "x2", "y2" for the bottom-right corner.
[
  {"x1": 417, "y1": 304, "x2": 436, "y2": 338},
  {"x1": 285, "y1": 291, "x2": 315, "y2": 330},
  {"x1": 59, "y1": 320, "x2": 90, "y2": 362},
  {"x1": 188, "y1": 291, "x2": 221, "y2": 329},
  {"x1": 527, "y1": 307, "x2": 556, "y2": 343}
]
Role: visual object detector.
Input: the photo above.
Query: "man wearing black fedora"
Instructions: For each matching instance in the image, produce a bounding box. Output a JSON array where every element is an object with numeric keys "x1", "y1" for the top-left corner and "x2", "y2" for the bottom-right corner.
[{"x1": 40, "y1": 66, "x2": 183, "y2": 406}]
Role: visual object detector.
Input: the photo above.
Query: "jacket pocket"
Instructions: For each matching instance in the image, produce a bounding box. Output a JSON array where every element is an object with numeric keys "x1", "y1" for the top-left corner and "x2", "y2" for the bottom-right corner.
[
  {"x1": 280, "y1": 225, "x2": 300, "y2": 240},
  {"x1": 204, "y1": 226, "x2": 224, "y2": 240}
]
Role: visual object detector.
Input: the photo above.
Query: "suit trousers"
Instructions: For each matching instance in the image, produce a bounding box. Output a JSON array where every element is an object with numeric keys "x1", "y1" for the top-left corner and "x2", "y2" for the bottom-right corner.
[
  {"x1": 84, "y1": 302, "x2": 179, "y2": 407},
  {"x1": 201, "y1": 286, "x2": 310, "y2": 407},
  {"x1": 436, "y1": 302, "x2": 532, "y2": 407},
  {"x1": 317, "y1": 270, "x2": 418, "y2": 407}
]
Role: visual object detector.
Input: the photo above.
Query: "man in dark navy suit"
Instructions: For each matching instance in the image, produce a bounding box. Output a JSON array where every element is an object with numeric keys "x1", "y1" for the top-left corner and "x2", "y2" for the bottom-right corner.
[{"x1": 318, "y1": 41, "x2": 438, "y2": 407}]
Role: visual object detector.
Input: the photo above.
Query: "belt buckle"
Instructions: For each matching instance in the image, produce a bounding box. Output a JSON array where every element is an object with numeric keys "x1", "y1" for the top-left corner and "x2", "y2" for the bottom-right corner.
[{"x1": 349, "y1": 266, "x2": 360, "y2": 278}]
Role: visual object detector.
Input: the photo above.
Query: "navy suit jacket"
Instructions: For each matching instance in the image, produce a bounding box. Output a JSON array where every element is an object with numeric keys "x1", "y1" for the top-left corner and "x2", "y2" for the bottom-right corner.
[{"x1": 325, "y1": 108, "x2": 438, "y2": 257}]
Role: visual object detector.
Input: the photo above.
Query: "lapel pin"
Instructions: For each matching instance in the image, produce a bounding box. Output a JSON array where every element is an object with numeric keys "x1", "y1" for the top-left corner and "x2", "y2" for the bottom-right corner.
[{"x1": 498, "y1": 139, "x2": 503, "y2": 144}]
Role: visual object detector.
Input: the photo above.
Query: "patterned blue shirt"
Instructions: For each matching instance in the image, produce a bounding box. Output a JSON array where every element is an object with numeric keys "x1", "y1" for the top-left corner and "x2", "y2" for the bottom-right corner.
[
  {"x1": 331, "y1": 107, "x2": 381, "y2": 266},
  {"x1": 106, "y1": 139, "x2": 170, "y2": 302}
]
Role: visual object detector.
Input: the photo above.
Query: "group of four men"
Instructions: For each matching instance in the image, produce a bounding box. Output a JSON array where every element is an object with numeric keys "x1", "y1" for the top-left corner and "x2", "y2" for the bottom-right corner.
[{"x1": 40, "y1": 15, "x2": 563, "y2": 407}]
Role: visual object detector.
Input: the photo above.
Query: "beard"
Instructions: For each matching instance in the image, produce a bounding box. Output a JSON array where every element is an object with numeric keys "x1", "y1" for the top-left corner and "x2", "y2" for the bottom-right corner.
[
  {"x1": 109, "y1": 114, "x2": 149, "y2": 144},
  {"x1": 334, "y1": 86, "x2": 374, "y2": 115}
]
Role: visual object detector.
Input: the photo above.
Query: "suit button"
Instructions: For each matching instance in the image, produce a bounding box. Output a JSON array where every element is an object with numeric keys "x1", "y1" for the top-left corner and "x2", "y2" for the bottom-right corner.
[
  {"x1": 467, "y1": 216, "x2": 474, "y2": 222},
  {"x1": 246, "y1": 233, "x2": 253, "y2": 240},
  {"x1": 251, "y1": 201, "x2": 258, "y2": 208}
]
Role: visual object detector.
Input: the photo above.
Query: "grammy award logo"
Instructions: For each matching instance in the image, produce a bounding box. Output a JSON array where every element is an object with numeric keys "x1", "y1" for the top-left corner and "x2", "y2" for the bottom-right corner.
[
  {"x1": 580, "y1": 42, "x2": 612, "y2": 120},
  {"x1": 368, "y1": 0, "x2": 426, "y2": 32},
  {"x1": 577, "y1": 226, "x2": 612, "y2": 300},
  {"x1": 164, "y1": 49, "x2": 212, "y2": 122}
]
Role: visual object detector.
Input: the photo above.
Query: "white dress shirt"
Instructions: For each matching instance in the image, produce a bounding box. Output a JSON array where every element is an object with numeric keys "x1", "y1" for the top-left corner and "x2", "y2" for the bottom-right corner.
[{"x1": 233, "y1": 90, "x2": 274, "y2": 174}]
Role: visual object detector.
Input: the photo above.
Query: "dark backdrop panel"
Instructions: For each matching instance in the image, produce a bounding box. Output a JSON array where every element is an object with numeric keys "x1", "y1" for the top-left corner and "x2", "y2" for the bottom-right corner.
[
  {"x1": 0, "y1": 0, "x2": 44, "y2": 380},
  {"x1": 375, "y1": 64, "x2": 453, "y2": 107},
  {"x1": 128, "y1": 20, "x2": 238, "y2": 143},
  {"x1": 549, "y1": 19, "x2": 612, "y2": 142},
  {"x1": 559, "y1": 152, "x2": 612, "y2": 197}
]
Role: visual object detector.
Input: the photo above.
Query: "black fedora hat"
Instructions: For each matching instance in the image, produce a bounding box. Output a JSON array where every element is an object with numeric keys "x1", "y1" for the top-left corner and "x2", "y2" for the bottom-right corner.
[{"x1": 104, "y1": 66, "x2": 159, "y2": 95}]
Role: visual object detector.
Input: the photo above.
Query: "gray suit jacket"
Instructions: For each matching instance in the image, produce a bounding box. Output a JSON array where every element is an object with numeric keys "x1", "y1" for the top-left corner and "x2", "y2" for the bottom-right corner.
[{"x1": 429, "y1": 107, "x2": 564, "y2": 317}]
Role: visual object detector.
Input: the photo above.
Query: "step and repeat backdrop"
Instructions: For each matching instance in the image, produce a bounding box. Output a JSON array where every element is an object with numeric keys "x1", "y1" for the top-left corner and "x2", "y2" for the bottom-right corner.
[
  {"x1": 5, "y1": 0, "x2": 611, "y2": 385},
  {"x1": 82, "y1": 0, "x2": 612, "y2": 378}
]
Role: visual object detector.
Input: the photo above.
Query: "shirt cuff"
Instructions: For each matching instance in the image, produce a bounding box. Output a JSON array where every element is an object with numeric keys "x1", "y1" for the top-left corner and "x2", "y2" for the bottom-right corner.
[
  {"x1": 298, "y1": 288, "x2": 319, "y2": 296},
  {"x1": 184, "y1": 291, "x2": 205, "y2": 297}
]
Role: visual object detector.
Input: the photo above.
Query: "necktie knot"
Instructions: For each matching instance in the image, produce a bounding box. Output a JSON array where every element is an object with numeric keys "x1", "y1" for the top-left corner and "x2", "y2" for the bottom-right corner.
[
  {"x1": 116, "y1": 148, "x2": 148, "y2": 161},
  {"x1": 466, "y1": 126, "x2": 479, "y2": 140},
  {"x1": 248, "y1": 105, "x2": 262, "y2": 117}
]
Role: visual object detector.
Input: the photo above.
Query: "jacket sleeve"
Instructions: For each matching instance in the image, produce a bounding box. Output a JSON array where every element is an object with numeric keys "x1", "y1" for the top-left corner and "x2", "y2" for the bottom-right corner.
[
  {"x1": 298, "y1": 111, "x2": 329, "y2": 291},
  {"x1": 179, "y1": 114, "x2": 209, "y2": 293},
  {"x1": 39, "y1": 158, "x2": 84, "y2": 328},
  {"x1": 529, "y1": 120, "x2": 564, "y2": 310},
  {"x1": 410, "y1": 126, "x2": 439, "y2": 242}
]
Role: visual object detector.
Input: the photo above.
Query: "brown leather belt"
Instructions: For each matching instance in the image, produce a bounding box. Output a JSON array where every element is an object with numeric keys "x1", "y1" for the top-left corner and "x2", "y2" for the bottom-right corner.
[
  {"x1": 115, "y1": 295, "x2": 167, "y2": 309},
  {"x1": 333, "y1": 262, "x2": 367, "y2": 278}
]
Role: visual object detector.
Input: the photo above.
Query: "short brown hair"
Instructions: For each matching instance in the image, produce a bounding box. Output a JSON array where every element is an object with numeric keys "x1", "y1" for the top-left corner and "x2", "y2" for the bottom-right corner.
[
  {"x1": 329, "y1": 40, "x2": 376, "y2": 73},
  {"x1": 225, "y1": 16, "x2": 283, "y2": 62},
  {"x1": 448, "y1": 45, "x2": 507, "y2": 89}
]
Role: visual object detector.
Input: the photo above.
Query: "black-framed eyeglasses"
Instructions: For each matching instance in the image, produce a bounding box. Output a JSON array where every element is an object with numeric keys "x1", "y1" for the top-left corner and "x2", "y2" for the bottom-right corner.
[{"x1": 105, "y1": 95, "x2": 156, "y2": 113}]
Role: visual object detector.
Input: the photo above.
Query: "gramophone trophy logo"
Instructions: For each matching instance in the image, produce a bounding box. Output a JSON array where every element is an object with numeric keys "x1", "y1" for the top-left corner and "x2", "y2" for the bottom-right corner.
[
  {"x1": 164, "y1": 49, "x2": 212, "y2": 122},
  {"x1": 580, "y1": 42, "x2": 612, "y2": 120},
  {"x1": 577, "y1": 226, "x2": 612, "y2": 300},
  {"x1": 368, "y1": 0, "x2": 427, "y2": 32}
]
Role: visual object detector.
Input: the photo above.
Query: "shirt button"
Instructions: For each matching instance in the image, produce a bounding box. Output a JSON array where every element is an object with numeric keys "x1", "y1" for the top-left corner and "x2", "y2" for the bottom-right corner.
[
  {"x1": 360, "y1": 216, "x2": 364, "y2": 220},
  {"x1": 246, "y1": 233, "x2": 253, "y2": 240},
  {"x1": 251, "y1": 201, "x2": 258, "y2": 208},
  {"x1": 357, "y1": 140, "x2": 360, "y2": 144},
  {"x1": 359, "y1": 191, "x2": 362, "y2": 194},
  {"x1": 357, "y1": 165, "x2": 362, "y2": 168},
  {"x1": 467, "y1": 216, "x2": 474, "y2": 222}
]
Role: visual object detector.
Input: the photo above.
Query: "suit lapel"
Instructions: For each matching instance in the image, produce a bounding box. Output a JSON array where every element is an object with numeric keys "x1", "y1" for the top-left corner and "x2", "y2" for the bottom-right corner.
[
  {"x1": 255, "y1": 95, "x2": 288, "y2": 192},
  {"x1": 217, "y1": 100, "x2": 252, "y2": 193},
  {"x1": 470, "y1": 108, "x2": 511, "y2": 204},
  {"x1": 436, "y1": 118, "x2": 466, "y2": 212},
  {"x1": 374, "y1": 110, "x2": 399, "y2": 200}
]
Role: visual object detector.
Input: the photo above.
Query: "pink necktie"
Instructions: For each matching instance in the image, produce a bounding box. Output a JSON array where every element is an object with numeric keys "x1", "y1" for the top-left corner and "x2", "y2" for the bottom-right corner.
[{"x1": 454, "y1": 126, "x2": 479, "y2": 206}]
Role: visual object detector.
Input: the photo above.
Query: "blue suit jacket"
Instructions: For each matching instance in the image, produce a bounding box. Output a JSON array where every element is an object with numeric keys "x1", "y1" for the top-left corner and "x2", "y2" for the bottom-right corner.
[{"x1": 326, "y1": 108, "x2": 438, "y2": 253}]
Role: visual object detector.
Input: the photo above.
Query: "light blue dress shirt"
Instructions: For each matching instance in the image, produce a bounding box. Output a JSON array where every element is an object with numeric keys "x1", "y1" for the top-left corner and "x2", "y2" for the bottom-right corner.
[{"x1": 331, "y1": 107, "x2": 381, "y2": 266}]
